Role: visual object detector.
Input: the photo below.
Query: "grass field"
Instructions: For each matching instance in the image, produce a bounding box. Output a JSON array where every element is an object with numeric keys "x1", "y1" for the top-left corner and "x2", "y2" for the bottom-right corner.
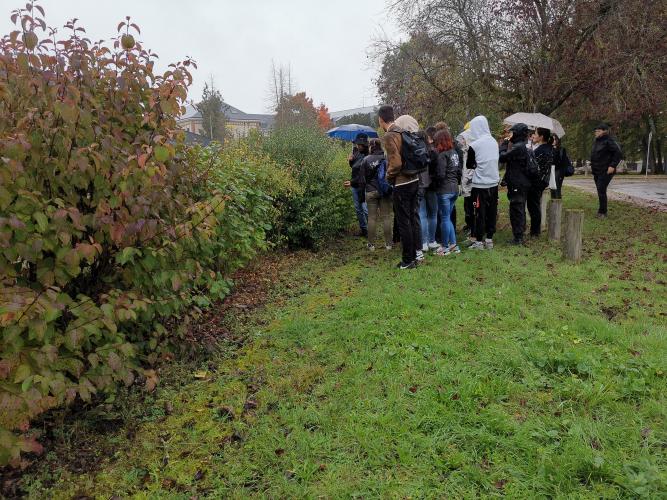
[{"x1": 11, "y1": 188, "x2": 667, "y2": 498}]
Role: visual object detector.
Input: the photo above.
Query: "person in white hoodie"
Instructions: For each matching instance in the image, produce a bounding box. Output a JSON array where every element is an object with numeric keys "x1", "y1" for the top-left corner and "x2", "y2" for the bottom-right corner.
[{"x1": 466, "y1": 116, "x2": 500, "y2": 249}]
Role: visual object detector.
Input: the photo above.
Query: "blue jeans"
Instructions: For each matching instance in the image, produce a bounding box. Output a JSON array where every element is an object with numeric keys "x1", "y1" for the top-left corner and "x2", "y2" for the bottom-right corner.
[
  {"x1": 418, "y1": 190, "x2": 437, "y2": 246},
  {"x1": 351, "y1": 186, "x2": 368, "y2": 231},
  {"x1": 437, "y1": 192, "x2": 458, "y2": 247}
]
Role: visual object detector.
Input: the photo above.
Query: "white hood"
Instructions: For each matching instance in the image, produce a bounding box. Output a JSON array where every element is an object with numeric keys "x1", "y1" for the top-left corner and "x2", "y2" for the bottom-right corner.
[{"x1": 467, "y1": 115, "x2": 500, "y2": 188}]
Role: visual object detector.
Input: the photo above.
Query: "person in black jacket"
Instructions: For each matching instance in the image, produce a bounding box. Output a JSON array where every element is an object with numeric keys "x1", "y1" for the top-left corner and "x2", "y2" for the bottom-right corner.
[
  {"x1": 499, "y1": 123, "x2": 532, "y2": 245},
  {"x1": 359, "y1": 139, "x2": 393, "y2": 250},
  {"x1": 590, "y1": 123, "x2": 622, "y2": 218},
  {"x1": 527, "y1": 127, "x2": 553, "y2": 237},
  {"x1": 348, "y1": 134, "x2": 369, "y2": 236},
  {"x1": 551, "y1": 134, "x2": 571, "y2": 199}
]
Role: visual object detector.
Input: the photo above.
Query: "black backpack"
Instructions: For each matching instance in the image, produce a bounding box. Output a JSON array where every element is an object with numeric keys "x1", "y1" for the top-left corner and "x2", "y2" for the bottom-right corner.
[
  {"x1": 524, "y1": 147, "x2": 540, "y2": 180},
  {"x1": 400, "y1": 131, "x2": 430, "y2": 175}
]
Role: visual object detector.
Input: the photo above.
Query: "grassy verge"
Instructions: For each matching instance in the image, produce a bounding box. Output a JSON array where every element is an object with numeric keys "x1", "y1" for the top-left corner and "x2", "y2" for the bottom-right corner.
[{"x1": 9, "y1": 188, "x2": 667, "y2": 498}]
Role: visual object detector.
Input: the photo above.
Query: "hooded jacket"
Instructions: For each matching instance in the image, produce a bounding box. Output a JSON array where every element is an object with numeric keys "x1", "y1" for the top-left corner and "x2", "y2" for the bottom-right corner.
[
  {"x1": 384, "y1": 117, "x2": 420, "y2": 187},
  {"x1": 499, "y1": 134, "x2": 532, "y2": 190},
  {"x1": 359, "y1": 153, "x2": 386, "y2": 193},
  {"x1": 590, "y1": 134, "x2": 622, "y2": 175},
  {"x1": 466, "y1": 116, "x2": 500, "y2": 189}
]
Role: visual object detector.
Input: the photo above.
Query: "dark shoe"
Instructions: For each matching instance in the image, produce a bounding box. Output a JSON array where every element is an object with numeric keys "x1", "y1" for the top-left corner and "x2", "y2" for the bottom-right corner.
[
  {"x1": 397, "y1": 260, "x2": 416, "y2": 270},
  {"x1": 357, "y1": 229, "x2": 368, "y2": 237},
  {"x1": 529, "y1": 232, "x2": 541, "y2": 238},
  {"x1": 509, "y1": 238, "x2": 524, "y2": 246}
]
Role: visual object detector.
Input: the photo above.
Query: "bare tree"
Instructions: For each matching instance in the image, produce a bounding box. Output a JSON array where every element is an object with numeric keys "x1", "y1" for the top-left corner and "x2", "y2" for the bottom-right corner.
[{"x1": 266, "y1": 60, "x2": 295, "y2": 112}]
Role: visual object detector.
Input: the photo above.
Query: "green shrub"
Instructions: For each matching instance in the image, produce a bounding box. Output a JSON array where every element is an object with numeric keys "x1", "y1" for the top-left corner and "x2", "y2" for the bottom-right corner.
[
  {"x1": 0, "y1": 5, "x2": 269, "y2": 466},
  {"x1": 262, "y1": 127, "x2": 354, "y2": 248}
]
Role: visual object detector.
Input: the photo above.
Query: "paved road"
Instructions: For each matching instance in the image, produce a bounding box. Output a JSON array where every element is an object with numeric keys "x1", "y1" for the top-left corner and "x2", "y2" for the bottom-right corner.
[{"x1": 566, "y1": 177, "x2": 667, "y2": 207}]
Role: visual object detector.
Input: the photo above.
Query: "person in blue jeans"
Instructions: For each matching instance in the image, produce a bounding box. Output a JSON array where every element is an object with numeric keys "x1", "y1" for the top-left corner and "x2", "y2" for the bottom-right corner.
[
  {"x1": 432, "y1": 128, "x2": 462, "y2": 255},
  {"x1": 418, "y1": 128, "x2": 439, "y2": 252},
  {"x1": 347, "y1": 134, "x2": 369, "y2": 236}
]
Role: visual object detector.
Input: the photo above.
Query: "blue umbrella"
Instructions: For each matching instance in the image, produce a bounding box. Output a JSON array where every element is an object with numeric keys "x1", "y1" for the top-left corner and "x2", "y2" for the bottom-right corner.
[{"x1": 326, "y1": 124, "x2": 379, "y2": 142}]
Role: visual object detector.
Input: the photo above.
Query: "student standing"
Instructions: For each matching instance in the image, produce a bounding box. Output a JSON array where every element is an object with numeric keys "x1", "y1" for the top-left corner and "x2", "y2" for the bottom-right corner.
[
  {"x1": 499, "y1": 123, "x2": 532, "y2": 245},
  {"x1": 551, "y1": 134, "x2": 572, "y2": 199},
  {"x1": 432, "y1": 129, "x2": 461, "y2": 255},
  {"x1": 360, "y1": 139, "x2": 393, "y2": 251},
  {"x1": 348, "y1": 134, "x2": 369, "y2": 237},
  {"x1": 527, "y1": 127, "x2": 553, "y2": 237},
  {"x1": 380, "y1": 107, "x2": 421, "y2": 269},
  {"x1": 466, "y1": 116, "x2": 500, "y2": 250}
]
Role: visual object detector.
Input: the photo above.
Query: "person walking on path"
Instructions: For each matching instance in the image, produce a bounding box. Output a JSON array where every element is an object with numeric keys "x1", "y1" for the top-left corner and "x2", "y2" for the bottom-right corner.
[
  {"x1": 590, "y1": 123, "x2": 623, "y2": 218},
  {"x1": 360, "y1": 138, "x2": 393, "y2": 251},
  {"x1": 347, "y1": 134, "x2": 369, "y2": 237},
  {"x1": 466, "y1": 116, "x2": 500, "y2": 250},
  {"x1": 499, "y1": 123, "x2": 532, "y2": 245},
  {"x1": 380, "y1": 107, "x2": 421, "y2": 269},
  {"x1": 527, "y1": 127, "x2": 553, "y2": 237},
  {"x1": 551, "y1": 134, "x2": 572, "y2": 199},
  {"x1": 432, "y1": 128, "x2": 461, "y2": 255}
]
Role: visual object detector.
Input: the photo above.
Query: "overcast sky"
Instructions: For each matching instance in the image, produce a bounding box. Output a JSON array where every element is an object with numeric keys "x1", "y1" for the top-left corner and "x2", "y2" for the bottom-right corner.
[{"x1": 1, "y1": 0, "x2": 401, "y2": 113}]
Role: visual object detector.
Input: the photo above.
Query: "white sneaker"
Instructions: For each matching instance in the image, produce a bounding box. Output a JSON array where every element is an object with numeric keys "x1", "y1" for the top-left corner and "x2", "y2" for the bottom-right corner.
[
  {"x1": 428, "y1": 242, "x2": 440, "y2": 251},
  {"x1": 484, "y1": 239, "x2": 494, "y2": 250},
  {"x1": 367, "y1": 243, "x2": 375, "y2": 251},
  {"x1": 465, "y1": 238, "x2": 477, "y2": 247},
  {"x1": 416, "y1": 250, "x2": 425, "y2": 262},
  {"x1": 422, "y1": 243, "x2": 428, "y2": 252},
  {"x1": 449, "y1": 245, "x2": 461, "y2": 254},
  {"x1": 470, "y1": 241, "x2": 485, "y2": 250},
  {"x1": 436, "y1": 246, "x2": 449, "y2": 256}
]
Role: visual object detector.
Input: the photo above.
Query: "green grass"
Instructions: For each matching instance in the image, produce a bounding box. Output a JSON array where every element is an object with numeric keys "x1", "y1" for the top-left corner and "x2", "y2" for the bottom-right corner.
[{"x1": 15, "y1": 188, "x2": 667, "y2": 498}]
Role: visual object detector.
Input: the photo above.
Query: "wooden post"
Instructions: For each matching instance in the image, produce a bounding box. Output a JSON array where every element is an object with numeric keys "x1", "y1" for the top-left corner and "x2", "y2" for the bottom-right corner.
[
  {"x1": 548, "y1": 199, "x2": 563, "y2": 241},
  {"x1": 563, "y1": 209, "x2": 584, "y2": 262},
  {"x1": 540, "y1": 193, "x2": 548, "y2": 231}
]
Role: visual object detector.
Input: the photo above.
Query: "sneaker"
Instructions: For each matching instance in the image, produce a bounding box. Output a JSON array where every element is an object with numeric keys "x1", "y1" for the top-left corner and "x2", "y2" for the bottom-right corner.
[
  {"x1": 509, "y1": 238, "x2": 524, "y2": 246},
  {"x1": 484, "y1": 239, "x2": 494, "y2": 250},
  {"x1": 422, "y1": 243, "x2": 429, "y2": 252},
  {"x1": 465, "y1": 238, "x2": 477, "y2": 247},
  {"x1": 449, "y1": 245, "x2": 461, "y2": 254},
  {"x1": 367, "y1": 243, "x2": 375, "y2": 251},
  {"x1": 596, "y1": 213, "x2": 607, "y2": 219},
  {"x1": 428, "y1": 242, "x2": 440, "y2": 251},
  {"x1": 397, "y1": 260, "x2": 416, "y2": 270},
  {"x1": 385, "y1": 245, "x2": 393, "y2": 251},
  {"x1": 469, "y1": 241, "x2": 485, "y2": 250},
  {"x1": 416, "y1": 250, "x2": 425, "y2": 262},
  {"x1": 436, "y1": 246, "x2": 450, "y2": 256}
]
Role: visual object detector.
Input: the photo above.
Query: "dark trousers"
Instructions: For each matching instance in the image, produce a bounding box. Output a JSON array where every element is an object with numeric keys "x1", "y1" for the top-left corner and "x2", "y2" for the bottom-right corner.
[
  {"x1": 550, "y1": 170, "x2": 565, "y2": 199},
  {"x1": 508, "y1": 187, "x2": 527, "y2": 240},
  {"x1": 471, "y1": 186, "x2": 498, "y2": 241},
  {"x1": 464, "y1": 196, "x2": 475, "y2": 235},
  {"x1": 526, "y1": 186, "x2": 544, "y2": 236},
  {"x1": 393, "y1": 181, "x2": 421, "y2": 264},
  {"x1": 594, "y1": 172, "x2": 614, "y2": 214}
]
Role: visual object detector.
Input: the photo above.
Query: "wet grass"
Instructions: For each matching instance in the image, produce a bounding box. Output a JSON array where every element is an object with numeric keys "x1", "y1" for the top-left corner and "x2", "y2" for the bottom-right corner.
[{"x1": 12, "y1": 188, "x2": 667, "y2": 498}]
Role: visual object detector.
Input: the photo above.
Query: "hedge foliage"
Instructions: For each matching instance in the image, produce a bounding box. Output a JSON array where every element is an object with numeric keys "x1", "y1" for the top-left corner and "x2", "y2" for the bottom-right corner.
[{"x1": 0, "y1": 5, "x2": 354, "y2": 466}]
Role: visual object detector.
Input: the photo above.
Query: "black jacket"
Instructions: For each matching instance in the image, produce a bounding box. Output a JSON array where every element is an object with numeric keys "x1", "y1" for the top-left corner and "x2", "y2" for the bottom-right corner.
[
  {"x1": 590, "y1": 135, "x2": 622, "y2": 175},
  {"x1": 499, "y1": 140, "x2": 531, "y2": 190},
  {"x1": 432, "y1": 149, "x2": 460, "y2": 194},
  {"x1": 349, "y1": 150, "x2": 366, "y2": 188},
  {"x1": 359, "y1": 153, "x2": 386, "y2": 193},
  {"x1": 553, "y1": 146, "x2": 571, "y2": 174}
]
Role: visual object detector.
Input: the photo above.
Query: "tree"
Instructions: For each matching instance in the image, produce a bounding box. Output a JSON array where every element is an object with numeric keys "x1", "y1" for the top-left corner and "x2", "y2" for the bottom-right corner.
[
  {"x1": 275, "y1": 92, "x2": 318, "y2": 129},
  {"x1": 267, "y1": 60, "x2": 294, "y2": 112},
  {"x1": 316, "y1": 103, "x2": 333, "y2": 130},
  {"x1": 196, "y1": 79, "x2": 227, "y2": 143}
]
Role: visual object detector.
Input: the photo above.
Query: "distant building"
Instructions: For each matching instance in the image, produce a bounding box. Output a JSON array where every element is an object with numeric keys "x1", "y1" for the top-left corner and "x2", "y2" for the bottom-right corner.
[
  {"x1": 329, "y1": 105, "x2": 378, "y2": 125},
  {"x1": 178, "y1": 103, "x2": 275, "y2": 138}
]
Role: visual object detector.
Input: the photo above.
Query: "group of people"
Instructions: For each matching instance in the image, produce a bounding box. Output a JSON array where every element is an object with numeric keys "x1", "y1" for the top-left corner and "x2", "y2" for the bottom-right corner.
[{"x1": 348, "y1": 105, "x2": 623, "y2": 269}]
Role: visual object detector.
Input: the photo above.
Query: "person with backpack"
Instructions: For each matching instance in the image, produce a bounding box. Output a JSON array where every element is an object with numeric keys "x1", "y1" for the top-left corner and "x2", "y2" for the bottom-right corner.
[
  {"x1": 380, "y1": 107, "x2": 426, "y2": 269},
  {"x1": 419, "y1": 126, "x2": 439, "y2": 253},
  {"x1": 432, "y1": 128, "x2": 462, "y2": 255},
  {"x1": 499, "y1": 123, "x2": 533, "y2": 245},
  {"x1": 525, "y1": 127, "x2": 553, "y2": 237},
  {"x1": 360, "y1": 138, "x2": 393, "y2": 251},
  {"x1": 551, "y1": 134, "x2": 573, "y2": 199},
  {"x1": 466, "y1": 115, "x2": 500, "y2": 250},
  {"x1": 348, "y1": 134, "x2": 369, "y2": 237},
  {"x1": 590, "y1": 123, "x2": 622, "y2": 218}
]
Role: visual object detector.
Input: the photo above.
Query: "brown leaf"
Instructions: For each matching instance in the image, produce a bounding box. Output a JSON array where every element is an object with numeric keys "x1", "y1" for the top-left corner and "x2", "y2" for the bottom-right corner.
[
  {"x1": 274, "y1": 448, "x2": 285, "y2": 456},
  {"x1": 409, "y1": 385, "x2": 418, "y2": 393},
  {"x1": 494, "y1": 479, "x2": 508, "y2": 489}
]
